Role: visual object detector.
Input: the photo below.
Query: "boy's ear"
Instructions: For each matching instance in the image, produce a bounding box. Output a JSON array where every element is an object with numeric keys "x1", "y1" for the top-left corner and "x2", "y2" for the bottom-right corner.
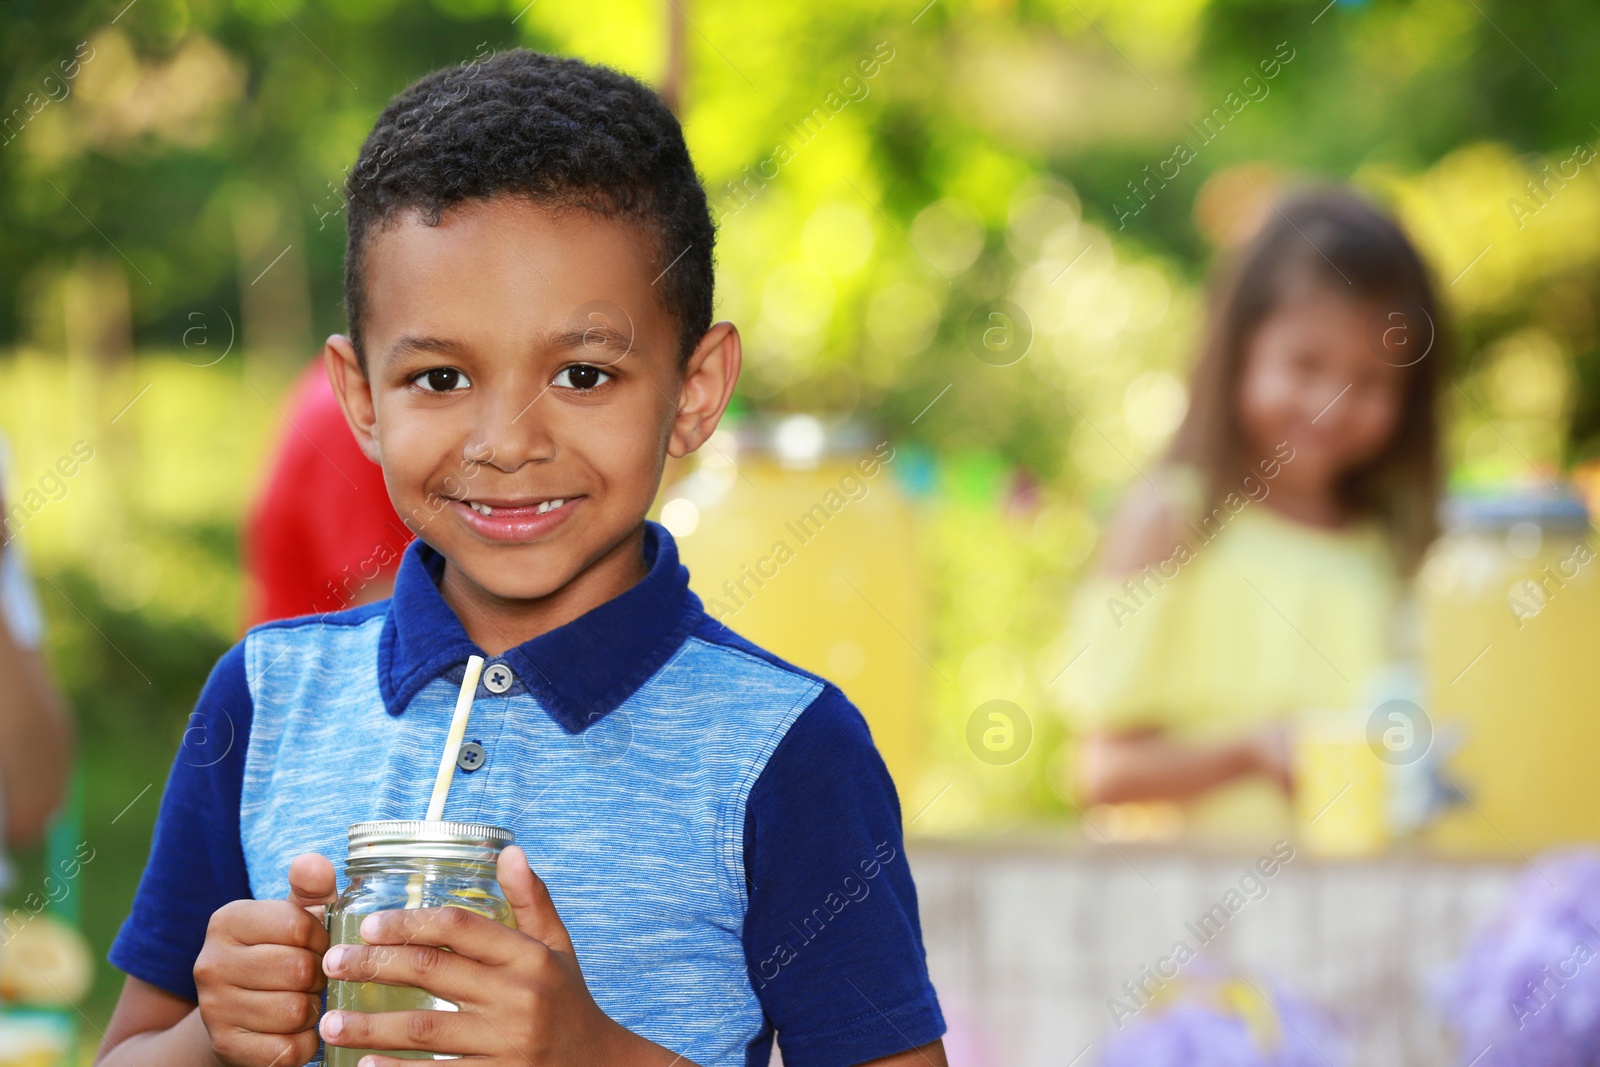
[
  {"x1": 668, "y1": 321, "x2": 742, "y2": 459},
  {"x1": 324, "y1": 334, "x2": 383, "y2": 465}
]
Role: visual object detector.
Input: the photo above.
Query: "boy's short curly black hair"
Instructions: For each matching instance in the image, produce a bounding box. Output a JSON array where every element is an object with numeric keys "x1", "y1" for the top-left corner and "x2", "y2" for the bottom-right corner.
[{"x1": 343, "y1": 49, "x2": 715, "y2": 368}]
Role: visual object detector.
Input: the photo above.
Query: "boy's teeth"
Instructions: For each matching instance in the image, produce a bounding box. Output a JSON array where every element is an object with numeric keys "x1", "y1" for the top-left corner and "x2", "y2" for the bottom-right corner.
[{"x1": 467, "y1": 499, "x2": 566, "y2": 516}]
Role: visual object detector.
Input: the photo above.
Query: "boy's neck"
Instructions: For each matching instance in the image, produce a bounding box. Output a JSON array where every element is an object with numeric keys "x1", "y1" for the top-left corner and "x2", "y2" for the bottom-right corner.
[{"x1": 436, "y1": 523, "x2": 652, "y2": 656}]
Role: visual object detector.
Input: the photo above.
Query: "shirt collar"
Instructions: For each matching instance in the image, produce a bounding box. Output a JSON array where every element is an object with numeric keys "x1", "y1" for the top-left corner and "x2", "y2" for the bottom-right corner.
[{"x1": 377, "y1": 521, "x2": 700, "y2": 733}]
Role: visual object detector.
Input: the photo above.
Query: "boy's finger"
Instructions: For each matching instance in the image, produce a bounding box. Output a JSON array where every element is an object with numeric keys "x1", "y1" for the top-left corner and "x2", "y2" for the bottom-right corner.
[
  {"x1": 210, "y1": 1029, "x2": 322, "y2": 1067},
  {"x1": 322, "y1": 941, "x2": 479, "y2": 996},
  {"x1": 498, "y1": 845, "x2": 574, "y2": 955},
  {"x1": 216, "y1": 899, "x2": 328, "y2": 952},
  {"x1": 320, "y1": 1007, "x2": 485, "y2": 1057},
  {"x1": 357, "y1": 903, "x2": 516, "y2": 964},
  {"x1": 222, "y1": 943, "x2": 328, "y2": 993},
  {"x1": 218, "y1": 987, "x2": 324, "y2": 1033},
  {"x1": 286, "y1": 853, "x2": 338, "y2": 915}
]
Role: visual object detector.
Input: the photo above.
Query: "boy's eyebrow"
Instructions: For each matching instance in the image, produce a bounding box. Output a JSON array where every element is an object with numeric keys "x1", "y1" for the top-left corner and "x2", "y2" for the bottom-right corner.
[
  {"x1": 387, "y1": 325, "x2": 639, "y2": 363},
  {"x1": 551, "y1": 323, "x2": 636, "y2": 361},
  {"x1": 390, "y1": 334, "x2": 473, "y2": 361}
]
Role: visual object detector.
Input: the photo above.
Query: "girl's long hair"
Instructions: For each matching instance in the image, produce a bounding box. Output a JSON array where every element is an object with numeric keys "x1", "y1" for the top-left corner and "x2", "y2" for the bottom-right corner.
[{"x1": 1166, "y1": 186, "x2": 1448, "y2": 573}]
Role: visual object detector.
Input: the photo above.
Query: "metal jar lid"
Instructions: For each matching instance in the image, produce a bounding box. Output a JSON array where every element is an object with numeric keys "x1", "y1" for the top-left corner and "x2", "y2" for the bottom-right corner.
[
  {"x1": 731, "y1": 415, "x2": 877, "y2": 468},
  {"x1": 1441, "y1": 488, "x2": 1591, "y2": 534},
  {"x1": 346, "y1": 819, "x2": 514, "y2": 863}
]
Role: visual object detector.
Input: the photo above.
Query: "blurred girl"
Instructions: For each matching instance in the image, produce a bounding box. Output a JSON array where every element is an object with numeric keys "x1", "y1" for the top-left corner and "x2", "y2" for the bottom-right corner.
[{"x1": 1061, "y1": 187, "x2": 1446, "y2": 840}]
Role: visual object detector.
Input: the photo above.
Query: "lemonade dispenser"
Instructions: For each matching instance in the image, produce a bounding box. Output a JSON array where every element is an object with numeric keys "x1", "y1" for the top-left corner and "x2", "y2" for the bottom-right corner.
[
  {"x1": 1420, "y1": 488, "x2": 1600, "y2": 854},
  {"x1": 659, "y1": 416, "x2": 927, "y2": 797}
]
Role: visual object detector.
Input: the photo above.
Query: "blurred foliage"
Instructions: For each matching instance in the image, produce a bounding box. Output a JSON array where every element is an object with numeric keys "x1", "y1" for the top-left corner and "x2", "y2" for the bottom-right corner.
[
  {"x1": 0, "y1": 355, "x2": 262, "y2": 1027},
  {"x1": 4, "y1": 0, "x2": 1600, "y2": 471},
  {"x1": 1, "y1": 0, "x2": 1599, "y2": 1034},
  {"x1": 908, "y1": 464, "x2": 1095, "y2": 831}
]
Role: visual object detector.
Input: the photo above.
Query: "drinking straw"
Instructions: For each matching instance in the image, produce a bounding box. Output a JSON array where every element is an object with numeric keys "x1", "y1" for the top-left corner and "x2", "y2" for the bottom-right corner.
[
  {"x1": 426, "y1": 654, "x2": 485, "y2": 821},
  {"x1": 405, "y1": 655, "x2": 484, "y2": 910}
]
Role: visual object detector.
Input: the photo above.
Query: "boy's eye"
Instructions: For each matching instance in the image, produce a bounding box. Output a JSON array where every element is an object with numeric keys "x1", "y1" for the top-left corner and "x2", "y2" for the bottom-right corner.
[
  {"x1": 553, "y1": 364, "x2": 612, "y2": 391},
  {"x1": 415, "y1": 367, "x2": 471, "y2": 392}
]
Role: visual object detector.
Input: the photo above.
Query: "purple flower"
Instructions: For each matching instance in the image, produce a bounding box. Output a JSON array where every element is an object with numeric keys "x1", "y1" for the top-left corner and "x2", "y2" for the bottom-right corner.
[
  {"x1": 1439, "y1": 850, "x2": 1600, "y2": 1066},
  {"x1": 1096, "y1": 975, "x2": 1345, "y2": 1067}
]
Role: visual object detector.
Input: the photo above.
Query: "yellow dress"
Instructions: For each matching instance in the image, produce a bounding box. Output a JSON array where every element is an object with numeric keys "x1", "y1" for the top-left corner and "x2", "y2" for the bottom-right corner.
[{"x1": 1059, "y1": 477, "x2": 1403, "y2": 842}]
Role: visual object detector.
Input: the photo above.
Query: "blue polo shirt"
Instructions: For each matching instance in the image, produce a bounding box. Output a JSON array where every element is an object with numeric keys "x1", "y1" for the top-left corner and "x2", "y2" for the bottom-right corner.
[{"x1": 110, "y1": 522, "x2": 943, "y2": 1067}]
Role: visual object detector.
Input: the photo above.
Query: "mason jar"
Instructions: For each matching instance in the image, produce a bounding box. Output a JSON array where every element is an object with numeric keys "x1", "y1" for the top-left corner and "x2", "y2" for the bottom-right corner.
[{"x1": 321, "y1": 819, "x2": 515, "y2": 1065}]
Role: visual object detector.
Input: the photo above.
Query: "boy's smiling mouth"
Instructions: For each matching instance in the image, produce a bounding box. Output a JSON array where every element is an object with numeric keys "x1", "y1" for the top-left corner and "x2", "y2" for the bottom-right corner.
[
  {"x1": 449, "y1": 494, "x2": 582, "y2": 542},
  {"x1": 466, "y1": 498, "x2": 567, "y2": 516}
]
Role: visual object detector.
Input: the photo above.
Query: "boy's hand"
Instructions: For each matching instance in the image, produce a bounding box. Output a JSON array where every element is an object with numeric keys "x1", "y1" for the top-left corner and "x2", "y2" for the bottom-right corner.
[
  {"x1": 194, "y1": 853, "x2": 335, "y2": 1067},
  {"x1": 319, "y1": 844, "x2": 690, "y2": 1066}
]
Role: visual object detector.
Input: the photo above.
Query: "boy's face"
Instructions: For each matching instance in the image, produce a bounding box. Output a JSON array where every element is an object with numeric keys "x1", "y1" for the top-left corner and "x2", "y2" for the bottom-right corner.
[{"x1": 328, "y1": 195, "x2": 738, "y2": 619}]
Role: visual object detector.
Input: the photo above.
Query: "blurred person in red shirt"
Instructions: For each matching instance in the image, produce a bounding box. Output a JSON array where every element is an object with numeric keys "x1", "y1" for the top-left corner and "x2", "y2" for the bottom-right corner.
[{"x1": 244, "y1": 362, "x2": 412, "y2": 627}]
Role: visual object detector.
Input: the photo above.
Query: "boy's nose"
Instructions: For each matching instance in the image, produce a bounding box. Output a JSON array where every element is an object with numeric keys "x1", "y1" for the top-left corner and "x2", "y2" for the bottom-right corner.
[{"x1": 468, "y1": 389, "x2": 559, "y2": 470}]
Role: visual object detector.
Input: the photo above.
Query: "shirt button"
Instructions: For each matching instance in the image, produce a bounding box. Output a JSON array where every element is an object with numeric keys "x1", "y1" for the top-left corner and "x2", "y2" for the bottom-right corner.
[
  {"x1": 456, "y1": 741, "x2": 487, "y2": 772},
  {"x1": 482, "y1": 663, "x2": 514, "y2": 694}
]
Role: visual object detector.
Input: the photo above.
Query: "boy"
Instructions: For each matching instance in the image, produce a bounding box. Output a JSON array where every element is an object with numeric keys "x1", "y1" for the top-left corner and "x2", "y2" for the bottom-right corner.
[{"x1": 97, "y1": 49, "x2": 947, "y2": 1067}]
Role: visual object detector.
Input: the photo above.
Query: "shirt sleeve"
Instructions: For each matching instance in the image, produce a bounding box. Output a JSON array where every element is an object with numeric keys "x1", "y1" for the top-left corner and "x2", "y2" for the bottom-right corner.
[
  {"x1": 0, "y1": 542, "x2": 44, "y2": 650},
  {"x1": 1055, "y1": 467, "x2": 1204, "y2": 735},
  {"x1": 1056, "y1": 571, "x2": 1189, "y2": 733},
  {"x1": 742, "y1": 684, "x2": 945, "y2": 1067},
  {"x1": 108, "y1": 642, "x2": 255, "y2": 1002}
]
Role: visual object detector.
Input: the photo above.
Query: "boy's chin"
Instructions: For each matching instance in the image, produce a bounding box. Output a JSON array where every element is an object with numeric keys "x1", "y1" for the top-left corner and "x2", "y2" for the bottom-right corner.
[{"x1": 438, "y1": 542, "x2": 584, "y2": 604}]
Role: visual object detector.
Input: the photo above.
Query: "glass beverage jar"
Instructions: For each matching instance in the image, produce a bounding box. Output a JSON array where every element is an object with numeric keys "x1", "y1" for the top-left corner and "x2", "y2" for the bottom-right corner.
[
  {"x1": 322, "y1": 819, "x2": 516, "y2": 1065},
  {"x1": 1420, "y1": 489, "x2": 1600, "y2": 854},
  {"x1": 661, "y1": 416, "x2": 927, "y2": 800}
]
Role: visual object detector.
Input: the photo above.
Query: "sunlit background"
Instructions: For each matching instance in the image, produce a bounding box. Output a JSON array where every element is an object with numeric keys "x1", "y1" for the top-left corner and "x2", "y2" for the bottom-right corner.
[{"x1": 4, "y1": 0, "x2": 1600, "y2": 1062}]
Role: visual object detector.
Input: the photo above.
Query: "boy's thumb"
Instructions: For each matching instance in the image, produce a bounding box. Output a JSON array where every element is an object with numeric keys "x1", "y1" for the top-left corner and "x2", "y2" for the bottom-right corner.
[
  {"x1": 286, "y1": 853, "x2": 338, "y2": 915},
  {"x1": 498, "y1": 845, "x2": 574, "y2": 955}
]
